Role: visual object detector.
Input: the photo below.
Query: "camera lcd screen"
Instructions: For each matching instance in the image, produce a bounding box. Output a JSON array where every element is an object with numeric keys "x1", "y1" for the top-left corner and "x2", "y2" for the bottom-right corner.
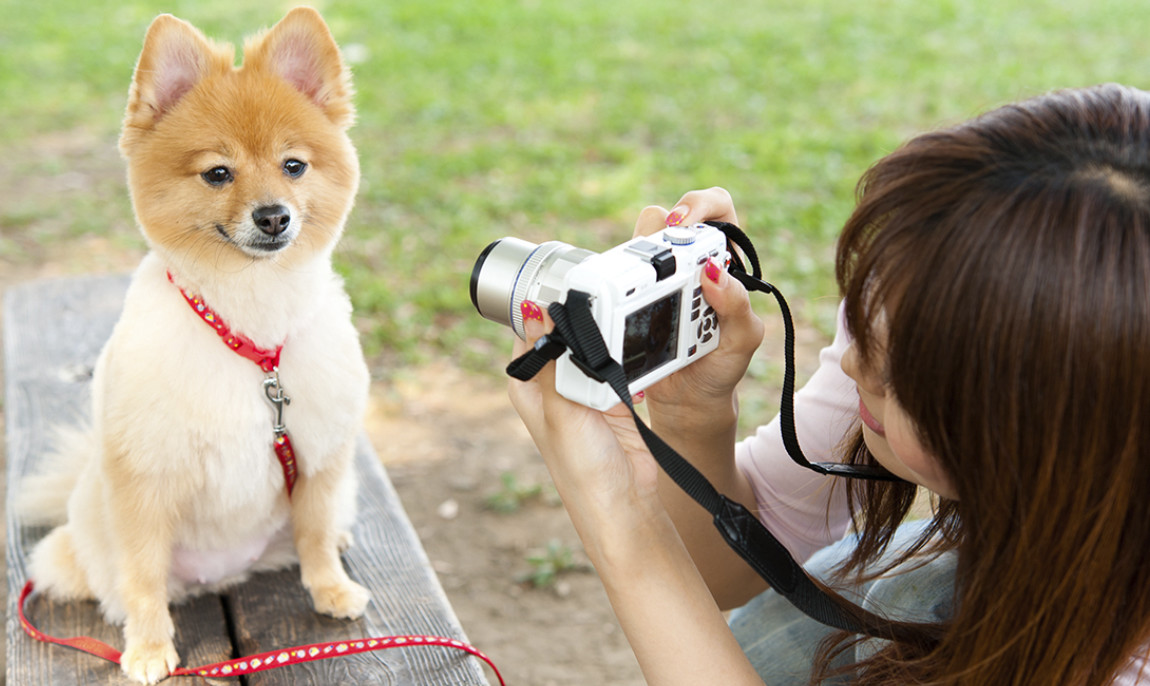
[{"x1": 622, "y1": 291, "x2": 681, "y2": 383}]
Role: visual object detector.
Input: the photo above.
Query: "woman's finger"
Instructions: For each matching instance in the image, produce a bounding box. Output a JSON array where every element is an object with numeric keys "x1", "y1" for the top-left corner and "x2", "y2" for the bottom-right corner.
[
  {"x1": 634, "y1": 205, "x2": 670, "y2": 238},
  {"x1": 665, "y1": 187, "x2": 739, "y2": 227},
  {"x1": 699, "y1": 258, "x2": 765, "y2": 358},
  {"x1": 508, "y1": 300, "x2": 555, "y2": 423}
]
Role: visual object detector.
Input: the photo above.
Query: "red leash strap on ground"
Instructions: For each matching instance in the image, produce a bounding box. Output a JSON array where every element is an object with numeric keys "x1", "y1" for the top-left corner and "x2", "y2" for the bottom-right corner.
[
  {"x1": 18, "y1": 581, "x2": 124, "y2": 663},
  {"x1": 20, "y1": 581, "x2": 505, "y2": 684}
]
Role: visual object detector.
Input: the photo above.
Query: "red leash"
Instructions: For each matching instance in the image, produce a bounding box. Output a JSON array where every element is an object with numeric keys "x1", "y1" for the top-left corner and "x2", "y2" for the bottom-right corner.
[
  {"x1": 168, "y1": 273, "x2": 299, "y2": 495},
  {"x1": 167, "y1": 273, "x2": 282, "y2": 372},
  {"x1": 19, "y1": 581, "x2": 505, "y2": 683},
  {"x1": 18, "y1": 276, "x2": 505, "y2": 683}
]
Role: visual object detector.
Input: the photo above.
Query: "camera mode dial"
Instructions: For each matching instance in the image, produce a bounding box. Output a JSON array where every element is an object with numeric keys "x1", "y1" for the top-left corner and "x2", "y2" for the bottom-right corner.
[{"x1": 663, "y1": 225, "x2": 699, "y2": 245}]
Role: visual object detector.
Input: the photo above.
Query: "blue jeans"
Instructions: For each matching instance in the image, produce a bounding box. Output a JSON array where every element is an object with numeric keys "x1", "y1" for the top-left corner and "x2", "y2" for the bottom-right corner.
[{"x1": 728, "y1": 520, "x2": 956, "y2": 684}]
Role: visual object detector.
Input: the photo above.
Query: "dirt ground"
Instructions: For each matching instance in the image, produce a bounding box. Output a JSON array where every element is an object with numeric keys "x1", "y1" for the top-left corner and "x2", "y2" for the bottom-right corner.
[{"x1": 0, "y1": 131, "x2": 837, "y2": 686}]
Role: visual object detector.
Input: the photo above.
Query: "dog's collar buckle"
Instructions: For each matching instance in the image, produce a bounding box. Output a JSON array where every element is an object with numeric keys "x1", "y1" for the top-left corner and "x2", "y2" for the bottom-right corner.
[{"x1": 262, "y1": 369, "x2": 291, "y2": 436}]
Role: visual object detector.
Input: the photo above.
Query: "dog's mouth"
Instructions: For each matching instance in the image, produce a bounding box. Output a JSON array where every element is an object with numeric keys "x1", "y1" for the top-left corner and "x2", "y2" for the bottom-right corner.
[
  {"x1": 245, "y1": 236, "x2": 293, "y2": 253},
  {"x1": 215, "y1": 221, "x2": 296, "y2": 256}
]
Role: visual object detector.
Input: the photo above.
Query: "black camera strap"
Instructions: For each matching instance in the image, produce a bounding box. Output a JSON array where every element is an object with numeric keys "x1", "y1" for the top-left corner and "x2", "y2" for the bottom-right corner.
[
  {"x1": 506, "y1": 222, "x2": 930, "y2": 642},
  {"x1": 706, "y1": 222, "x2": 900, "y2": 481}
]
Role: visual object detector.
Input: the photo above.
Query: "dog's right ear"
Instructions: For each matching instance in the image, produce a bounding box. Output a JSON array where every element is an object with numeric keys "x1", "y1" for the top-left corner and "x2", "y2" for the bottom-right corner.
[{"x1": 121, "y1": 15, "x2": 232, "y2": 137}]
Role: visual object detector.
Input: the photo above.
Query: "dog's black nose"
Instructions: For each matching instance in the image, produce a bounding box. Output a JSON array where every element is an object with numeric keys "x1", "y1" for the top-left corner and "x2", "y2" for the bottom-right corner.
[{"x1": 252, "y1": 205, "x2": 291, "y2": 236}]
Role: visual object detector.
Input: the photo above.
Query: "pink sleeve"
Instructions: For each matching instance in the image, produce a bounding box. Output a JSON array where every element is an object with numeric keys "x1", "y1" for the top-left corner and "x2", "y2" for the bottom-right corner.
[
  {"x1": 734, "y1": 303, "x2": 858, "y2": 563},
  {"x1": 1112, "y1": 646, "x2": 1150, "y2": 685}
]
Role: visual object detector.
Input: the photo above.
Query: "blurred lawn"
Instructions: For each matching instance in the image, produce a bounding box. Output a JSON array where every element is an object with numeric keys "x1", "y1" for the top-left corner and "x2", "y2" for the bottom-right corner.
[{"x1": 4, "y1": 0, "x2": 1150, "y2": 390}]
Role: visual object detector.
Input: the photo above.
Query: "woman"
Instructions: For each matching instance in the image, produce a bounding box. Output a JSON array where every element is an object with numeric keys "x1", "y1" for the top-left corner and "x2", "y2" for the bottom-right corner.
[{"x1": 508, "y1": 83, "x2": 1150, "y2": 684}]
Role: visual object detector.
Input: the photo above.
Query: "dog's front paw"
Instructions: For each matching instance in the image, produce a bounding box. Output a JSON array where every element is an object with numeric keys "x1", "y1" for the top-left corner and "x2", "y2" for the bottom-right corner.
[
  {"x1": 310, "y1": 579, "x2": 370, "y2": 619},
  {"x1": 121, "y1": 639, "x2": 180, "y2": 684}
]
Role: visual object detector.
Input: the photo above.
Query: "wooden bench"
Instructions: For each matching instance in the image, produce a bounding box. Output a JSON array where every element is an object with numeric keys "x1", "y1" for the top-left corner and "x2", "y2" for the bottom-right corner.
[{"x1": 4, "y1": 275, "x2": 491, "y2": 685}]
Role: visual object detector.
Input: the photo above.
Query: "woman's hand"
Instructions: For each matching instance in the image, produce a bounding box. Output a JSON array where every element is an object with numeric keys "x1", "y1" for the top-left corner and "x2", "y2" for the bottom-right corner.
[
  {"x1": 628, "y1": 187, "x2": 771, "y2": 609},
  {"x1": 634, "y1": 188, "x2": 766, "y2": 422},
  {"x1": 507, "y1": 188, "x2": 766, "y2": 599},
  {"x1": 505, "y1": 238, "x2": 768, "y2": 685},
  {"x1": 507, "y1": 303, "x2": 663, "y2": 533}
]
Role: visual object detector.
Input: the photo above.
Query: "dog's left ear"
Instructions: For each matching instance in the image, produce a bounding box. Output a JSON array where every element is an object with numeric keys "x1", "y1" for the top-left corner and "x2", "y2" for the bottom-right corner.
[
  {"x1": 121, "y1": 14, "x2": 234, "y2": 143},
  {"x1": 245, "y1": 7, "x2": 355, "y2": 128}
]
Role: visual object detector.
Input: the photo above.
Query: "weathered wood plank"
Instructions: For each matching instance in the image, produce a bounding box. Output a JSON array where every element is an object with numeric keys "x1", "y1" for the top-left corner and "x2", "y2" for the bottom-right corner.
[
  {"x1": 4, "y1": 275, "x2": 489, "y2": 685},
  {"x1": 4, "y1": 275, "x2": 235, "y2": 685},
  {"x1": 229, "y1": 438, "x2": 490, "y2": 685},
  {"x1": 14, "y1": 589, "x2": 235, "y2": 686}
]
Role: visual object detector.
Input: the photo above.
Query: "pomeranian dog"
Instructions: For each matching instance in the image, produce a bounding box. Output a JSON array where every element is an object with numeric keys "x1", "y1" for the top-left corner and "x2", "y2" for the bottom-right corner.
[{"x1": 19, "y1": 8, "x2": 370, "y2": 683}]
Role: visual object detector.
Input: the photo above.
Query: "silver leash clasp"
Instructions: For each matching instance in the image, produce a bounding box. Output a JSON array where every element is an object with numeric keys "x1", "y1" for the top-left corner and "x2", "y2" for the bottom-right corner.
[{"x1": 263, "y1": 368, "x2": 291, "y2": 436}]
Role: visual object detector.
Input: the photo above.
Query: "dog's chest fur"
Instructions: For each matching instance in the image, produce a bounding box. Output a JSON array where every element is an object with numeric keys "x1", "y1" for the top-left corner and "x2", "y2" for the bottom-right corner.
[{"x1": 93, "y1": 253, "x2": 369, "y2": 546}]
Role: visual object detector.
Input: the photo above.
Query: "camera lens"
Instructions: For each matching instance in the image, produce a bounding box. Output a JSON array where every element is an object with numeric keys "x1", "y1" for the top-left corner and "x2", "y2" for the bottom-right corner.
[{"x1": 470, "y1": 238, "x2": 595, "y2": 339}]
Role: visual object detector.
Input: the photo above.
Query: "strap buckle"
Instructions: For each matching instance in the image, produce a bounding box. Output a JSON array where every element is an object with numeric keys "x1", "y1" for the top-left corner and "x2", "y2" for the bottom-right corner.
[
  {"x1": 262, "y1": 369, "x2": 291, "y2": 436},
  {"x1": 568, "y1": 351, "x2": 618, "y2": 384},
  {"x1": 506, "y1": 332, "x2": 570, "y2": 381},
  {"x1": 533, "y1": 333, "x2": 567, "y2": 359}
]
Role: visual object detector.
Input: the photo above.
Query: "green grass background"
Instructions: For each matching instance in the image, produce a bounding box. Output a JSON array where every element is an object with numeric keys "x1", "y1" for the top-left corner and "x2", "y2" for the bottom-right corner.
[{"x1": 4, "y1": 0, "x2": 1150, "y2": 399}]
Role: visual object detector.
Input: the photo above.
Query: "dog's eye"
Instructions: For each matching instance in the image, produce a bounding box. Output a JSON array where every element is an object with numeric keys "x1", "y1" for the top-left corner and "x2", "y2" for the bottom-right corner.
[
  {"x1": 201, "y1": 166, "x2": 233, "y2": 186},
  {"x1": 283, "y1": 159, "x2": 308, "y2": 179}
]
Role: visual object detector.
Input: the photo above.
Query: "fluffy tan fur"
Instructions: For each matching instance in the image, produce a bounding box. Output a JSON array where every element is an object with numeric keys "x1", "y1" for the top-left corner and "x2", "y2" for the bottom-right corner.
[{"x1": 19, "y1": 9, "x2": 370, "y2": 683}]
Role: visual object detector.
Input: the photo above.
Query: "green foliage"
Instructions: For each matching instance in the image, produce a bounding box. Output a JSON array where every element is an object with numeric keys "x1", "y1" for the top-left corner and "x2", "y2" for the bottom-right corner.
[
  {"x1": 485, "y1": 472, "x2": 545, "y2": 514},
  {"x1": 6, "y1": 0, "x2": 1150, "y2": 391},
  {"x1": 520, "y1": 539, "x2": 580, "y2": 589}
]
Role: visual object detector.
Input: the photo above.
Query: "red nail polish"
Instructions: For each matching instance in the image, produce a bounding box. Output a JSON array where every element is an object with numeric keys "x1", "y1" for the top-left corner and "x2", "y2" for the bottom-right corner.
[
  {"x1": 520, "y1": 300, "x2": 544, "y2": 322},
  {"x1": 705, "y1": 259, "x2": 721, "y2": 283},
  {"x1": 665, "y1": 212, "x2": 684, "y2": 227}
]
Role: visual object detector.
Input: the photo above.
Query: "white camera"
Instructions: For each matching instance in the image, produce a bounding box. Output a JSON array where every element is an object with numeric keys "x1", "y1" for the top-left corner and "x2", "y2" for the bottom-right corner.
[{"x1": 471, "y1": 223, "x2": 729, "y2": 410}]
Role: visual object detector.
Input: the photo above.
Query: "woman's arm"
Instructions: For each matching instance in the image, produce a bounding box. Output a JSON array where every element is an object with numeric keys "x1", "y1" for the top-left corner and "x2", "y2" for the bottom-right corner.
[
  {"x1": 631, "y1": 189, "x2": 771, "y2": 608},
  {"x1": 508, "y1": 306, "x2": 764, "y2": 685},
  {"x1": 592, "y1": 494, "x2": 766, "y2": 685},
  {"x1": 635, "y1": 189, "x2": 855, "y2": 609},
  {"x1": 503, "y1": 186, "x2": 850, "y2": 682}
]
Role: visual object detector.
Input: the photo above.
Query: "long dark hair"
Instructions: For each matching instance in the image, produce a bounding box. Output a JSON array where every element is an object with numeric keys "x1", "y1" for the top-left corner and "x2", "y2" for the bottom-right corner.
[{"x1": 826, "y1": 84, "x2": 1150, "y2": 684}]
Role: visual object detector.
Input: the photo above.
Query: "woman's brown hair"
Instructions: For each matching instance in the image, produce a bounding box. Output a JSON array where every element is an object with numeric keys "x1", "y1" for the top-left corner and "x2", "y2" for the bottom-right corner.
[{"x1": 826, "y1": 84, "x2": 1150, "y2": 684}]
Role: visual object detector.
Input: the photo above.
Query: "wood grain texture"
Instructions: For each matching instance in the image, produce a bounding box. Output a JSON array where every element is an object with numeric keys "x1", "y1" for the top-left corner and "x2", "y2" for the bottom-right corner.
[{"x1": 5, "y1": 275, "x2": 489, "y2": 685}]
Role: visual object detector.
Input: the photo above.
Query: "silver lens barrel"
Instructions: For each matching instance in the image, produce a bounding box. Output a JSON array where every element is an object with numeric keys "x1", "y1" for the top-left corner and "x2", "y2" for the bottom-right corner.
[
  {"x1": 470, "y1": 237, "x2": 595, "y2": 339},
  {"x1": 471, "y1": 237, "x2": 536, "y2": 328}
]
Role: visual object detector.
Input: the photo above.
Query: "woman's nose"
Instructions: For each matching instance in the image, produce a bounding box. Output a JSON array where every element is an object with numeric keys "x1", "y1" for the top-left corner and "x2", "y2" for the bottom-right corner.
[
  {"x1": 841, "y1": 344, "x2": 885, "y2": 397},
  {"x1": 841, "y1": 343, "x2": 861, "y2": 381}
]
